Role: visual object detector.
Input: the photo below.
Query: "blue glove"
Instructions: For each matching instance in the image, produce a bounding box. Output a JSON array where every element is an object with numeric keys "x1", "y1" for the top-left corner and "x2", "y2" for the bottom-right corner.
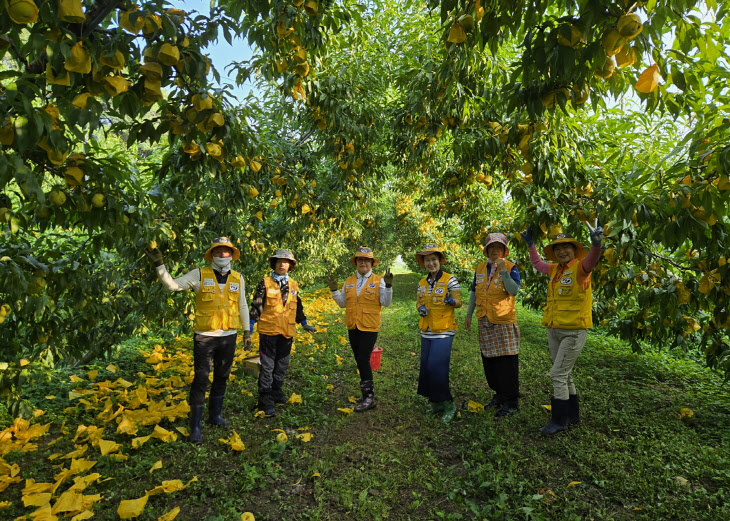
[
  {"x1": 443, "y1": 297, "x2": 456, "y2": 306},
  {"x1": 301, "y1": 320, "x2": 317, "y2": 333},
  {"x1": 250, "y1": 320, "x2": 256, "y2": 334},
  {"x1": 418, "y1": 306, "x2": 428, "y2": 317},
  {"x1": 586, "y1": 219, "x2": 604, "y2": 247},
  {"x1": 520, "y1": 229, "x2": 533, "y2": 247}
]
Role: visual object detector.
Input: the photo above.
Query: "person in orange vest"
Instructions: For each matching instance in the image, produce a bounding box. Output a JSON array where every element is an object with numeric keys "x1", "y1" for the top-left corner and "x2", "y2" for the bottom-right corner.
[
  {"x1": 145, "y1": 237, "x2": 252, "y2": 444},
  {"x1": 464, "y1": 233, "x2": 522, "y2": 417},
  {"x1": 521, "y1": 220, "x2": 603, "y2": 435},
  {"x1": 328, "y1": 247, "x2": 394, "y2": 411},
  {"x1": 249, "y1": 249, "x2": 316, "y2": 417},
  {"x1": 415, "y1": 244, "x2": 462, "y2": 424}
]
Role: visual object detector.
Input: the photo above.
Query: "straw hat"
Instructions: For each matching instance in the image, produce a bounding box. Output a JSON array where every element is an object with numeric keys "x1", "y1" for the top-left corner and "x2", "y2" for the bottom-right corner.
[
  {"x1": 204, "y1": 236, "x2": 240, "y2": 262},
  {"x1": 415, "y1": 243, "x2": 446, "y2": 268},
  {"x1": 268, "y1": 249, "x2": 298, "y2": 270},
  {"x1": 544, "y1": 233, "x2": 586, "y2": 263},
  {"x1": 483, "y1": 232, "x2": 510, "y2": 257},
  {"x1": 350, "y1": 246, "x2": 379, "y2": 266}
]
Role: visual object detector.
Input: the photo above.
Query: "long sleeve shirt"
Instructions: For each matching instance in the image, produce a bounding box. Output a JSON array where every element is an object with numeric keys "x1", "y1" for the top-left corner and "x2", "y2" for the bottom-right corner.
[
  {"x1": 466, "y1": 262, "x2": 521, "y2": 318},
  {"x1": 155, "y1": 265, "x2": 251, "y2": 336},
  {"x1": 249, "y1": 278, "x2": 307, "y2": 324},
  {"x1": 331, "y1": 271, "x2": 393, "y2": 308},
  {"x1": 528, "y1": 244, "x2": 602, "y2": 289}
]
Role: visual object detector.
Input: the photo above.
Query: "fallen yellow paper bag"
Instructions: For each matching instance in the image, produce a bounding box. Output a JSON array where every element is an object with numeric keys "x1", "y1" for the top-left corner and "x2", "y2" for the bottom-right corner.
[{"x1": 117, "y1": 494, "x2": 149, "y2": 519}]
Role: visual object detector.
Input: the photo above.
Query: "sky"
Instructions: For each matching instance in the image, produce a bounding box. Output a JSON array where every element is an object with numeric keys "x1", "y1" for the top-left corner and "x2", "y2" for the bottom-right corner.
[{"x1": 170, "y1": 0, "x2": 258, "y2": 102}]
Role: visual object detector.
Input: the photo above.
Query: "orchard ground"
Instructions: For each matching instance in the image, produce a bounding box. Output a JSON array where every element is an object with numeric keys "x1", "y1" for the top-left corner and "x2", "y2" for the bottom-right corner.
[{"x1": 1, "y1": 270, "x2": 729, "y2": 520}]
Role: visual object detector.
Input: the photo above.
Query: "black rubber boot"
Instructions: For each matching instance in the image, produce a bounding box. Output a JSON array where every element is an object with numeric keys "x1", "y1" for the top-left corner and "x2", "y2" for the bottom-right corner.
[
  {"x1": 208, "y1": 395, "x2": 231, "y2": 426},
  {"x1": 272, "y1": 384, "x2": 287, "y2": 405},
  {"x1": 495, "y1": 399, "x2": 519, "y2": 417},
  {"x1": 567, "y1": 394, "x2": 580, "y2": 426},
  {"x1": 539, "y1": 397, "x2": 570, "y2": 435},
  {"x1": 485, "y1": 395, "x2": 503, "y2": 408},
  {"x1": 189, "y1": 404, "x2": 204, "y2": 444},
  {"x1": 354, "y1": 380, "x2": 376, "y2": 412}
]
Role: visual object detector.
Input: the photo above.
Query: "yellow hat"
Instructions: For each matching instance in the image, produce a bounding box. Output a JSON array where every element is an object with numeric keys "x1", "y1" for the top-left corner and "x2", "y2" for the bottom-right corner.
[
  {"x1": 204, "y1": 236, "x2": 240, "y2": 262},
  {"x1": 350, "y1": 246, "x2": 379, "y2": 266},
  {"x1": 415, "y1": 243, "x2": 446, "y2": 268},
  {"x1": 544, "y1": 233, "x2": 586, "y2": 263}
]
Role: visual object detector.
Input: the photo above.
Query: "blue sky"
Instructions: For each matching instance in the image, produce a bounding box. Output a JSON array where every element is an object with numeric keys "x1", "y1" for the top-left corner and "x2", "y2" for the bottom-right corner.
[{"x1": 170, "y1": 0, "x2": 257, "y2": 101}]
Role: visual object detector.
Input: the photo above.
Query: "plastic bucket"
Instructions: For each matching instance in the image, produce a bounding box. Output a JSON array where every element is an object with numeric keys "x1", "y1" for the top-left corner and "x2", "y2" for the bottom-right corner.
[{"x1": 370, "y1": 346, "x2": 383, "y2": 370}]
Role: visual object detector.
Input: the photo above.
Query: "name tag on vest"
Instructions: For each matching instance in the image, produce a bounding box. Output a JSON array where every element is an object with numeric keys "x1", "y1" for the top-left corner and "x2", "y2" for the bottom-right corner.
[
  {"x1": 229, "y1": 283, "x2": 239, "y2": 292},
  {"x1": 203, "y1": 278, "x2": 215, "y2": 287},
  {"x1": 560, "y1": 276, "x2": 573, "y2": 285},
  {"x1": 368, "y1": 283, "x2": 376, "y2": 288}
]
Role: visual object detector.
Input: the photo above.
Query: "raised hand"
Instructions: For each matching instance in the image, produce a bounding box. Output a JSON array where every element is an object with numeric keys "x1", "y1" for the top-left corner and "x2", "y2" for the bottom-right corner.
[
  {"x1": 585, "y1": 218, "x2": 604, "y2": 247},
  {"x1": 383, "y1": 268, "x2": 394, "y2": 287},
  {"x1": 327, "y1": 275, "x2": 339, "y2": 291},
  {"x1": 520, "y1": 228, "x2": 534, "y2": 247},
  {"x1": 144, "y1": 247, "x2": 164, "y2": 267}
]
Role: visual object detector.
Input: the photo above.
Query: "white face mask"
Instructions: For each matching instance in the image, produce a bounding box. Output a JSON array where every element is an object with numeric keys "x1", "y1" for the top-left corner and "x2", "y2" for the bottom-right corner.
[{"x1": 212, "y1": 256, "x2": 231, "y2": 271}]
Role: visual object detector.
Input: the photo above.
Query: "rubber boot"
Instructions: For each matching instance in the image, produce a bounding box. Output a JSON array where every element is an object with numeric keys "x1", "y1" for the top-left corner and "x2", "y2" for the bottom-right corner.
[
  {"x1": 539, "y1": 397, "x2": 569, "y2": 435},
  {"x1": 431, "y1": 401, "x2": 445, "y2": 414},
  {"x1": 567, "y1": 394, "x2": 580, "y2": 426},
  {"x1": 354, "y1": 380, "x2": 376, "y2": 412},
  {"x1": 441, "y1": 401, "x2": 456, "y2": 424},
  {"x1": 272, "y1": 380, "x2": 287, "y2": 405},
  {"x1": 189, "y1": 404, "x2": 204, "y2": 444},
  {"x1": 495, "y1": 399, "x2": 518, "y2": 417},
  {"x1": 208, "y1": 395, "x2": 231, "y2": 426},
  {"x1": 258, "y1": 389, "x2": 276, "y2": 417}
]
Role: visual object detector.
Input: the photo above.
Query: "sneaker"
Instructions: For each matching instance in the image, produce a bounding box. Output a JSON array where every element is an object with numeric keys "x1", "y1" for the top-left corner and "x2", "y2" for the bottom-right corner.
[
  {"x1": 263, "y1": 408, "x2": 277, "y2": 418},
  {"x1": 494, "y1": 404, "x2": 518, "y2": 417}
]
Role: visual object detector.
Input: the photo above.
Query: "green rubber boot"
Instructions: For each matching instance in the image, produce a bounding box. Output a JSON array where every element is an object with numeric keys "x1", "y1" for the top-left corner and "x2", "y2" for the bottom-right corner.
[
  {"x1": 431, "y1": 401, "x2": 445, "y2": 414},
  {"x1": 441, "y1": 401, "x2": 456, "y2": 424}
]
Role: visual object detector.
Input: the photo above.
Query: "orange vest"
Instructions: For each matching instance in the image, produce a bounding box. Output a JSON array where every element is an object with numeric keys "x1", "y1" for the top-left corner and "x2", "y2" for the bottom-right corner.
[
  {"x1": 474, "y1": 260, "x2": 517, "y2": 324},
  {"x1": 344, "y1": 274, "x2": 383, "y2": 332},
  {"x1": 258, "y1": 276, "x2": 299, "y2": 338},
  {"x1": 417, "y1": 271, "x2": 458, "y2": 333},
  {"x1": 194, "y1": 267, "x2": 242, "y2": 332},
  {"x1": 541, "y1": 260, "x2": 593, "y2": 329}
]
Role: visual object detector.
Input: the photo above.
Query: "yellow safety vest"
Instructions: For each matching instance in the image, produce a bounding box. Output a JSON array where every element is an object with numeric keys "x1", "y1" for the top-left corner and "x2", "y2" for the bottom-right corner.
[
  {"x1": 417, "y1": 271, "x2": 458, "y2": 333},
  {"x1": 344, "y1": 274, "x2": 383, "y2": 332},
  {"x1": 474, "y1": 260, "x2": 517, "y2": 324},
  {"x1": 194, "y1": 267, "x2": 242, "y2": 332},
  {"x1": 258, "y1": 276, "x2": 299, "y2": 338},
  {"x1": 541, "y1": 260, "x2": 593, "y2": 329}
]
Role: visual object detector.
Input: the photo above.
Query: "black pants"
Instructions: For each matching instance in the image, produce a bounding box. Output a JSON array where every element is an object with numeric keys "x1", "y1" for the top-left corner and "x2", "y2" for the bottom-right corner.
[
  {"x1": 481, "y1": 354, "x2": 519, "y2": 406},
  {"x1": 190, "y1": 333, "x2": 236, "y2": 406},
  {"x1": 258, "y1": 333, "x2": 293, "y2": 408},
  {"x1": 348, "y1": 328, "x2": 378, "y2": 381}
]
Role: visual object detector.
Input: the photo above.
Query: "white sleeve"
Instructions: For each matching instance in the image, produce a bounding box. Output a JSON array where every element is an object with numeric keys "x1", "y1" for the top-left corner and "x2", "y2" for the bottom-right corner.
[
  {"x1": 332, "y1": 283, "x2": 347, "y2": 308},
  {"x1": 238, "y1": 278, "x2": 250, "y2": 331},
  {"x1": 380, "y1": 277, "x2": 393, "y2": 307},
  {"x1": 156, "y1": 266, "x2": 200, "y2": 292}
]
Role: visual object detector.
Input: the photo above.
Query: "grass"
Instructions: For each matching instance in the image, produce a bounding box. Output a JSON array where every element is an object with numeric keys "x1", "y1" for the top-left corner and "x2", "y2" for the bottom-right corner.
[{"x1": 1, "y1": 271, "x2": 729, "y2": 520}]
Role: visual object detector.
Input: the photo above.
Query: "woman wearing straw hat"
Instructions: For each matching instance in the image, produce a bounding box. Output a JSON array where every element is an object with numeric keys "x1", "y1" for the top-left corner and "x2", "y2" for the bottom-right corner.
[
  {"x1": 415, "y1": 244, "x2": 462, "y2": 424},
  {"x1": 145, "y1": 236, "x2": 251, "y2": 444},
  {"x1": 249, "y1": 249, "x2": 317, "y2": 417},
  {"x1": 328, "y1": 247, "x2": 394, "y2": 412},
  {"x1": 521, "y1": 220, "x2": 603, "y2": 435},
  {"x1": 464, "y1": 233, "x2": 522, "y2": 417}
]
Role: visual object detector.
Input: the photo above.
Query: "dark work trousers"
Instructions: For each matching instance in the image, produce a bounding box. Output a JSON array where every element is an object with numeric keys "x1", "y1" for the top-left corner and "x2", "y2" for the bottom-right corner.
[
  {"x1": 481, "y1": 354, "x2": 519, "y2": 407},
  {"x1": 417, "y1": 335, "x2": 454, "y2": 403},
  {"x1": 189, "y1": 333, "x2": 237, "y2": 406},
  {"x1": 348, "y1": 328, "x2": 378, "y2": 382},
  {"x1": 258, "y1": 333, "x2": 293, "y2": 408}
]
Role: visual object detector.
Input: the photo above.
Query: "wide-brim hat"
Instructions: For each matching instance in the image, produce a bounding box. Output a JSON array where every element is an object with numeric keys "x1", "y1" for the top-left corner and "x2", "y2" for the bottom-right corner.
[
  {"x1": 269, "y1": 249, "x2": 297, "y2": 269},
  {"x1": 204, "y1": 236, "x2": 240, "y2": 262},
  {"x1": 415, "y1": 244, "x2": 446, "y2": 268},
  {"x1": 544, "y1": 233, "x2": 586, "y2": 263},
  {"x1": 483, "y1": 232, "x2": 510, "y2": 257},
  {"x1": 350, "y1": 246, "x2": 379, "y2": 266}
]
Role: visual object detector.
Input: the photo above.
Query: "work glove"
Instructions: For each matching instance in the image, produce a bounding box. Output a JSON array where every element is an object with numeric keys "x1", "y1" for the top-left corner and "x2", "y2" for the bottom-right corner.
[
  {"x1": 464, "y1": 317, "x2": 472, "y2": 331},
  {"x1": 520, "y1": 229, "x2": 534, "y2": 247},
  {"x1": 144, "y1": 247, "x2": 164, "y2": 267},
  {"x1": 495, "y1": 258, "x2": 507, "y2": 272},
  {"x1": 418, "y1": 306, "x2": 429, "y2": 317},
  {"x1": 327, "y1": 276, "x2": 339, "y2": 292},
  {"x1": 243, "y1": 330, "x2": 252, "y2": 349},
  {"x1": 586, "y1": 218, "x2": 604, "y2": 247},
  {"x1": 444, "y1": 297, "x2": 456, "y2": 306},
  {"x1": 383, "y1": 268, "x2": 394, "y2": 288},
  {"x1": 250, "y1": 320, "x2": 256, "y2": 334},
  {"x1": 301, "y1": 321, "x2": 317, "y2": 333}
]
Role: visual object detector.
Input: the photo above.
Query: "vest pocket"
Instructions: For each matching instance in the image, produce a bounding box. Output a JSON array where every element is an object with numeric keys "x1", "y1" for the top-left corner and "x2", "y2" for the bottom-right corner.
[
  {"x1": 361, "y1": 308, "x2": 380, "y2": 330},
  {"x1": 195, "y1": 311, "x2": 215, "y2": 331}
]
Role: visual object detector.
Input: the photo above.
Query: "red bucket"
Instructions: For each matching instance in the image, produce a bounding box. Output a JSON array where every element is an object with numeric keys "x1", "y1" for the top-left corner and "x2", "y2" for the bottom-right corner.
[{"x1": 370, "y1": 347, "x2": 383, "y2": 370}]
